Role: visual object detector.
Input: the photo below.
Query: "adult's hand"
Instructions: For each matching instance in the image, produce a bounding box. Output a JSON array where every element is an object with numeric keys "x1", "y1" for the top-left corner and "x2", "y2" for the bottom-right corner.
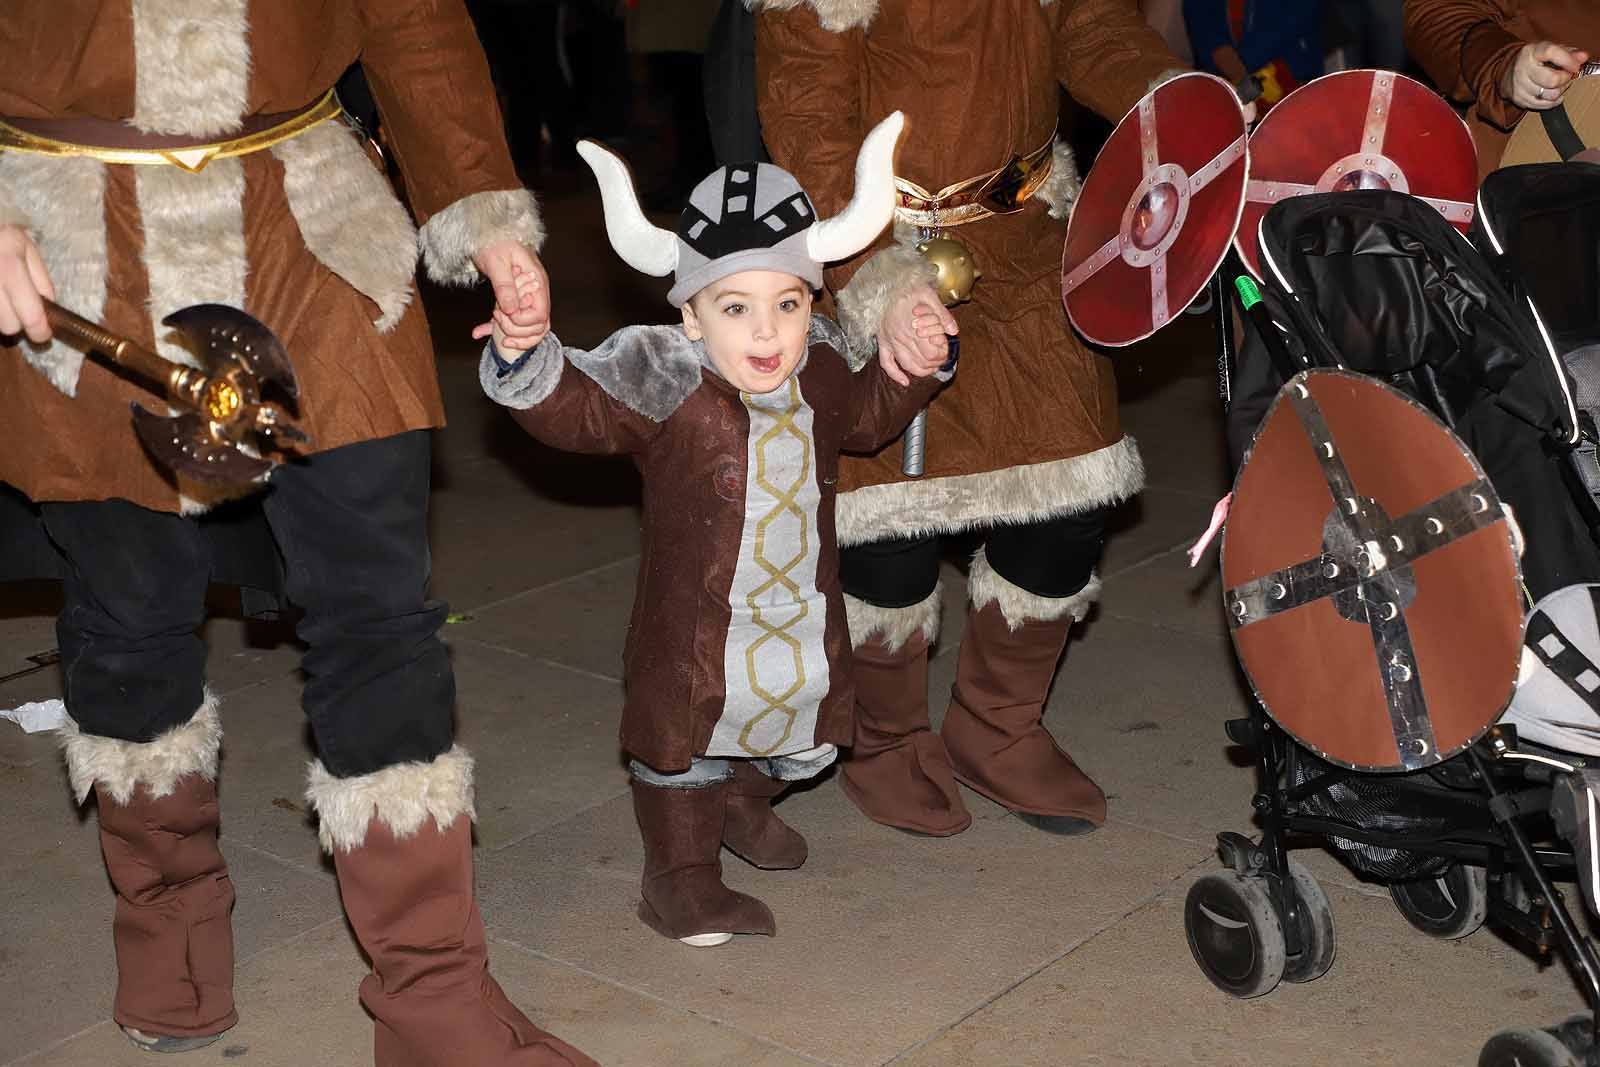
[
  {"x1": 877, "y1": 283, "x2": 957, "y2": 386},
  {"x1": 0, "y1": 224, "x2": 54, "y2": 343},
  {"x1": 1500, "y1": 42, "x2": 1589, "y2": 111},
  {"x1": 470, "y1": 239, "x2": 550, "y2": 351}
]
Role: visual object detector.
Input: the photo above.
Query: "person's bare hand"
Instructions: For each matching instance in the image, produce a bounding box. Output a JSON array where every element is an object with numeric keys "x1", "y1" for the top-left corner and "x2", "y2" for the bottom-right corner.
[
  {"x1": 877, "y1": 283, "x2": 957, "y2": 385},
  {"x1": 0, "y1": 224, "x2": 54, "y2": 343},
  {"x1": 471, "y1": 239, "x2": 550, "y2": 351},
  {"x1": 1501, "y1": 41, "x2": 1589, "y2": 110}
]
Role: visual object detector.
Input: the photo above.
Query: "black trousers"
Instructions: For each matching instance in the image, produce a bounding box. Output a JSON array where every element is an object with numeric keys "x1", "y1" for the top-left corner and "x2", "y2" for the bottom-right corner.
[
  {"x1": 40, "y1": 431, "x2": 454, "y2": 778},
  {"x1": 839, "y1": 508, "x2": 1110, "y2": 609}
]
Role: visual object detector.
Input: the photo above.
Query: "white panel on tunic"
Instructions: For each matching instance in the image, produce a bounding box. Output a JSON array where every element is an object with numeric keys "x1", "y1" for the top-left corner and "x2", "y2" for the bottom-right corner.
[{"x1": 706, "y1": 376, "x2": 832, "y2": 758}]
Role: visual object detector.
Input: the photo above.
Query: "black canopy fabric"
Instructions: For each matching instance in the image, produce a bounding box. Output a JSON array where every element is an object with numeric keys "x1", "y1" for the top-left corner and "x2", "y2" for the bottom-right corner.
[
  {"x1": 1475, "y1": 162, "x2": 1600, "y2": 358},
  {"x1": 1227, "y1": 189, "x2": 1600, "y2": 599}
]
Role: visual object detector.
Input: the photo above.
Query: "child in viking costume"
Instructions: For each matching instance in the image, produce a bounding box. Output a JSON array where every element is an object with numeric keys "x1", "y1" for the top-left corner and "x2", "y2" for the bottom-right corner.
[
  {"x1": 751, "y1": 0, "x2": 1188, "y2": 838},
  {"x1": 0, "y1": 3, "x2": 591, "y2": 1063},
  {"x1": 481, "y1": 113, "x2": 952, "y2": 945}
]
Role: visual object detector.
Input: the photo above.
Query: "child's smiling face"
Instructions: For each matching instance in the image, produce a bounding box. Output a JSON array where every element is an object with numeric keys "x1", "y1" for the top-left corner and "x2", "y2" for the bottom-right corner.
[{"x1": 682, "y1": 270, "x2": 814, "y2": 394}]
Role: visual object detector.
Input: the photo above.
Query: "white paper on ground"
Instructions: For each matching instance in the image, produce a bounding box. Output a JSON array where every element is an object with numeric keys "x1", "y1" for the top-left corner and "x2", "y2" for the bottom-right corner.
[{"x1": 2, "y1": 698, "x2": 67, "y2": 733}]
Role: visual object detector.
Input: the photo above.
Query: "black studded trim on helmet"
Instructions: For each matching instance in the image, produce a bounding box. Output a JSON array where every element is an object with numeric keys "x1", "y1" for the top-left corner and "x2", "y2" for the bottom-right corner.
[{"x1": 677, "y1": 164, "x2": 816, "y2": 259}]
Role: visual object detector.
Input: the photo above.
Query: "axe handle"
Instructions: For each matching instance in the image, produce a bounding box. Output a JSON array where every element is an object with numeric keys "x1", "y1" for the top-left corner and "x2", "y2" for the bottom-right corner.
[{"x1": 44, "y1": 299, "x2": 189, "y2": 399}]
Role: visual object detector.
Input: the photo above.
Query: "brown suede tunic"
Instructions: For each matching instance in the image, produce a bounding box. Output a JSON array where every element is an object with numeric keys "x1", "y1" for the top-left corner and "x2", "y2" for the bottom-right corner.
[
  {"x1": 1406, "y1": 0, "x2": 1600, "y2": 177},
  {"x1": 494, "y1": 324, "x2": 941, "y2": 771},
  {"x1": 0, "y1": 1, "x2": 523, "y2": 512},
  {"x1": 755, "y1": 0, "x2": 1181, "y2": 538}
]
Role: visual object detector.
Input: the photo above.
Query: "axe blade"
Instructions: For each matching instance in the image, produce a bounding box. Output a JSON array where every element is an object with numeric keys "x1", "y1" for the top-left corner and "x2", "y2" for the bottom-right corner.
[
  {"x1": 131, "y1": 404, "x2": 274, "y2": 486},
  {"x1": 162, "y1": 303, "x2": 299, "y2": 399}
]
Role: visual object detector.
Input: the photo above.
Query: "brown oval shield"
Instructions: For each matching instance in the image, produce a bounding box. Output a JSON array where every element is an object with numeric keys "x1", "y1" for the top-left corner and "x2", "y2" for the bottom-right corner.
[{"x1": 1221, "y1": 371, "x2": 1524, "y2": 771}]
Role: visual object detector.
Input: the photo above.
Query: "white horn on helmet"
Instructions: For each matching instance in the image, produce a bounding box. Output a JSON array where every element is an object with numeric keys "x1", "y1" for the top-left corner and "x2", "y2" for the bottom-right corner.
[
  {"x1": 804, "y1": 111, "x2": 906, "y2": 265},
  {"x1": 576, "y1": 140, "x2": 680, "y2": 277}
]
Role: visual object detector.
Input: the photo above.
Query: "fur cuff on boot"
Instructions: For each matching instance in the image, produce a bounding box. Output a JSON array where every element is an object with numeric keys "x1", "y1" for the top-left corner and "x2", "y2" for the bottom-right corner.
[
  {"x1": 420, "y1": 189, "x2": 546, "y2": 287},
  {"x1": 968, "y1": 546, "x2": 1101, "y2": 632},
  {"x1": 305, "y1": 746, "x2": 476, "y2": 854},
  {"x1": 59, "y1": 691, "x2": 222, "y2": 805},
  {"x1": 844, "y1": 582, "x2": 942, "y2": 652}
]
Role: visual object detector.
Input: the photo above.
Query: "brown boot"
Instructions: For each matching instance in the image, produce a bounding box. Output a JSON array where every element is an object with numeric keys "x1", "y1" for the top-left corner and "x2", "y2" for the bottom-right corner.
[
  {"x1": 632, "y1": 778, "x2": 776, "y2": 946},
  {"x1": 838, "y1": 589, "x2": 971, "y2": 837},
  {"x1": 942, "y1": 553, "x2": 1105, "y2": 835},
  {"x1": 309, "y1": 748, "x2": 596, "y2": 1067},
  {"x1": 723, "y1": 762, "x2": 807, "y2": 869},
  {"x1": 61, "y1": 698, "x2": 237, "y2": 1048}
]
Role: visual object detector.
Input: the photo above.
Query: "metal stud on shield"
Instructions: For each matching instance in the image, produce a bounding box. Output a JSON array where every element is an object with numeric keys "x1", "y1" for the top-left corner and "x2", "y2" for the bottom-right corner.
[
  {"x1": 1236, "y1": 70, "x2": 1478, "y2": 277},
  {"x1": 1221, "y1": 371, "x2": 1523, "y2": 772},
  {"x1": 1061, "y1": 72, "x2": 1248, "y2": 346}
]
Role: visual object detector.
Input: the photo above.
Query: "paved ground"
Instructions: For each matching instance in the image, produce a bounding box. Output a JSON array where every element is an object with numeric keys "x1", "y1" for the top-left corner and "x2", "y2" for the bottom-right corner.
[{"x1": 1, "y1": 186, "x2": 1591, "y2": 1066}]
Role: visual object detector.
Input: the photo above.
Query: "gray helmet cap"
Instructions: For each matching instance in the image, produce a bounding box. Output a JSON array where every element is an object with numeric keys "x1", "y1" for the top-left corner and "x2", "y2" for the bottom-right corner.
[{"x1": 666, "y1": 163, "x2": 824, "y2": 306}]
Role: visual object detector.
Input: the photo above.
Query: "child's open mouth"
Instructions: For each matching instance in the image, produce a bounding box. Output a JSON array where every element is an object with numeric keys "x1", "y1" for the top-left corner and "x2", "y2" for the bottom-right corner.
[{"x1": 747, "y1": 354, "x2": 782, "y2": 374}]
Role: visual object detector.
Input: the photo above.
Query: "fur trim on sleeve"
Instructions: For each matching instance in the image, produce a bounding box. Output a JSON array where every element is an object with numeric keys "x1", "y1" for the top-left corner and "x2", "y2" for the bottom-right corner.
[
  {"x1": 59, "y1": 692, "x2": 221, "y2": 805},
  {"x1": 305, "y1": 745, "x2": 476, "y2": 853},
  {"x1": 834, "y1": 242, "x2": 938, "y2": 369},
  {"x1": 844, "y1": 582, "x2": 942, "y2": 651},
  {"x1": 479, "y1": 336, "x2": 565, "y2": 409},
  {"x1": 1031, "y1": 140, "x2": 1083, "y2": 222},
  {"x1": 419, "y1": 188, "x2": 546, "y2": 287},
  {"x1": 743, "y1": 0, "x2": 878, "y2": 31},
  {"x1": 968, "y1": 546, "x2": 1101, "y2": 630}
]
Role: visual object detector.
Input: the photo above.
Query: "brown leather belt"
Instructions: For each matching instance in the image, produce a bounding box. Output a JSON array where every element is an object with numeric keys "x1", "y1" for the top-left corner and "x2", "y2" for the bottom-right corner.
[
  {"x1": 894, "y1": 132, "x2": 1057, "y2": 230},
  {"x1": 0, "y1": 90, "x2": 342, "y2": 173}
]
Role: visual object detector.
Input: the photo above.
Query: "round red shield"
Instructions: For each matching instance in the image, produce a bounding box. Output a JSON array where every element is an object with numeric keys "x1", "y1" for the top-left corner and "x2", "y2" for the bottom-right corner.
[
  {"x1": 1236, "y1": 70, "x2": 1478, "y2": 277},
  {"x1": 1221, "y1": 371, "x2": 1523, "y2": 772},
  {"x1": 1061, "y1": 72, "x2": 1248, "y2": 346}
]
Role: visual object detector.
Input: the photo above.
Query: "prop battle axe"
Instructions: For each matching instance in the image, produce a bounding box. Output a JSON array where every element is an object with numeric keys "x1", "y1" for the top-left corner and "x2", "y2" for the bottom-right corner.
[{"x1": 43, "y1": 300, "x2": 309, "y2": 485}]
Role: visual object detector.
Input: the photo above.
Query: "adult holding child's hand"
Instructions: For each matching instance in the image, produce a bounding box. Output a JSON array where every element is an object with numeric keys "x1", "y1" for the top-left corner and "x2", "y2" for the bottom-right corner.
[
  {"x1": 472, "y1": 238, "x2": 551, "y2": 352},
  {"x1": 0, "y1": 224, "x2": 53, "y2": 344}
]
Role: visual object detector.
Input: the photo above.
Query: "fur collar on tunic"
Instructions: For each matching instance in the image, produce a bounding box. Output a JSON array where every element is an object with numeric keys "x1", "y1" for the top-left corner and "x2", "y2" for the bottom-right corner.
[
  {"x1": 745, "y1": 0, "x2": 1053, "y2": 31},
  {"x1": 568, "y1": 315, "x2": 849, "y2": 422}
]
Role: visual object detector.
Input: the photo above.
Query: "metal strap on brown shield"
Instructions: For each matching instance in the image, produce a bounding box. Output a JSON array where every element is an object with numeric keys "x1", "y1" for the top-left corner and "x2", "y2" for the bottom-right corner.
[{"x1": 1224, "y1": 381, "x2": 1506, "y2": 770}]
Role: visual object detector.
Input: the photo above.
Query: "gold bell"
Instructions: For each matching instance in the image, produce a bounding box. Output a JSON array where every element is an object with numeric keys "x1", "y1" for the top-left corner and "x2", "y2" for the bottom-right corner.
[{"x1": 915, "y1": 236, "x2": 982, "y2": 307}]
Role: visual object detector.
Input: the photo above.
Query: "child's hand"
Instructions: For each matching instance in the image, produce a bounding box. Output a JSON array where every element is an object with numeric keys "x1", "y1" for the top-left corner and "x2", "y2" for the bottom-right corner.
[
  {"x1": 471, "y1": 240, "x2": 551, "y2": 352},
  {"x1": 899, "y1": 301, "x2": 952, "y2": 378},
  {"x1": 878, "y1": 283, "x2": 957, "y2": 385}
]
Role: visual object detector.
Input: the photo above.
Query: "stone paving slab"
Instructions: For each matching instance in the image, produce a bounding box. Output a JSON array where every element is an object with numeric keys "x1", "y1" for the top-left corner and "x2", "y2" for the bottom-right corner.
[
  {"x1": 896, "y1": 878, "x2": 1588, "y2": 1066},
  {"x1": 476, "y1": 785, "x2": 1210, "y2": 1067}
]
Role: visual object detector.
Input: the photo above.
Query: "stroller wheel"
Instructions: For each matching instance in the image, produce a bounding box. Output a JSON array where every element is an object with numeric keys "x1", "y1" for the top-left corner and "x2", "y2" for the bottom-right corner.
[
  {"x1": 1478, "y1": 1027, "x2": 1582, "y2": 1067},
  {"x1": 1389, "y1": 863, "x2": 1489, "y2": 939},
  {"x1": 1184, "y1": 870, "x2": 1286, "y2": 998},
  {"x1": 1281, "y1": 860, "x2": 1336, "y2": 985}
]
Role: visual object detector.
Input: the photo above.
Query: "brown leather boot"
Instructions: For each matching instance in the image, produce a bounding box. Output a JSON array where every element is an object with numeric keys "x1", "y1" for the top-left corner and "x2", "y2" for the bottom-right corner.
[
  {"x1": 61, "y1": 698, "x2": 237, "y2": 1049},
  {"x1": 942, "y1": 555, "x2": 1105, "y2": 835},
  {"x1": 723, "y1": 762, "x2": 807, "y2": 870},
  {"x1": 839, "y1": 589, "x2": 971, "y2": 836},
  {"x1": 310, "y1": 748, "x2": 596, "y2": 1067},
  {"x1": 632, "y1": 778, "x2": 776, "y2": 946}
]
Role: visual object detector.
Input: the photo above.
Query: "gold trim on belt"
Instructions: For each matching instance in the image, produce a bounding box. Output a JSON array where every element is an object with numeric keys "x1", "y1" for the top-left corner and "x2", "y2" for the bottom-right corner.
[
  {"x1": 0, "y1": 90, "x2": 343, "y2": 173},
  {"x1": 895, "y1": 132, "x2": 1057, "y2": 229}
]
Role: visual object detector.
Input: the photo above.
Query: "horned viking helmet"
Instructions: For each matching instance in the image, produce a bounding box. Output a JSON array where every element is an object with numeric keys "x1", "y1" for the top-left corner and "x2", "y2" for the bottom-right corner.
[{"x1": 576, "y1": 112, "x2": 906, "y2": 306}]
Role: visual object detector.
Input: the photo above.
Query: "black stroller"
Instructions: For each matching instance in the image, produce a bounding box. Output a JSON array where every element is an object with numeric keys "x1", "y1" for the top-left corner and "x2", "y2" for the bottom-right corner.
[{"x1": 1185, "y1": 174, "x2": 1600, "y2": 1067}]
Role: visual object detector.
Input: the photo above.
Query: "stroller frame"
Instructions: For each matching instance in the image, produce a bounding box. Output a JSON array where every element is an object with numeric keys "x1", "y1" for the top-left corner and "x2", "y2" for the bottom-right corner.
[{"x1": 1188, "y1": 262, "x2": 1600, "y2": 1064}]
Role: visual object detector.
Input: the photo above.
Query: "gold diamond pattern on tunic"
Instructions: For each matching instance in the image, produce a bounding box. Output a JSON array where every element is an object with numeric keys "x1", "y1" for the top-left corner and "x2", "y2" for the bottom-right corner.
[{"x1": 738, "y1": 377, "x2": 812, "y2": 755}]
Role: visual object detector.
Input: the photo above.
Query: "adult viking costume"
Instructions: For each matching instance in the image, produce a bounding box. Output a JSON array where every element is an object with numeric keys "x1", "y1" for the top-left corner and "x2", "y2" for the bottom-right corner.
[
  {"x1": 1405, "y1": 0, "x2": 1600, "y2": 177},
  {"x1": 751, "y1": 0, "x2": 1185, "y2": 835},
  {"x1": 0, "y1": 4, "x2": 591, "y2": 1063}
]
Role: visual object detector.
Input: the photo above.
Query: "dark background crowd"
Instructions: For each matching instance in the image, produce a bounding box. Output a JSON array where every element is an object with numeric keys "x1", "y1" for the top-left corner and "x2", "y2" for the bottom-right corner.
[{"x1": 453, "y1": 0, "x2": 1414, "y2": 201}]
